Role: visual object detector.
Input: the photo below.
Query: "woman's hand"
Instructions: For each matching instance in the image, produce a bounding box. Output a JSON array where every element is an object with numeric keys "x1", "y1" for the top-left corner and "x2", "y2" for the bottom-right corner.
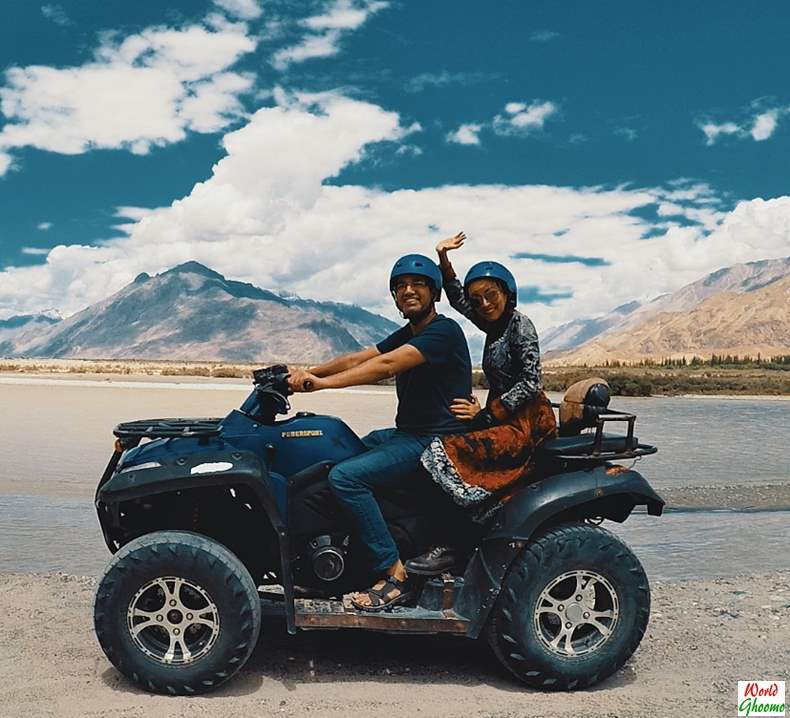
[
  {"x1": 450, "y1": 395, "x2": 481, "y2": 421},
  {"x1": 287, "y1": 368, "x2": 322, "y2": 392},
  {"x1": 436, "y1": 231, "x2": 466, "y2": 255}
]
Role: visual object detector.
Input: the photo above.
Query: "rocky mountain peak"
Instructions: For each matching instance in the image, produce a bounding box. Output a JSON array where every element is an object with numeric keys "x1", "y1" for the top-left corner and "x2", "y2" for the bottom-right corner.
[
  {"x1": 544, "y1": 255, "x2": 790, "y2": 355},
  {"x1": 161, "y1": 261, "x2": 226, "y2": 282},
  {"x1": 0, "y1": 261, "x2": 399, "y2": 362},
  {"x1": 547, "y1": 257, "x2": 790, "y2": 364}
]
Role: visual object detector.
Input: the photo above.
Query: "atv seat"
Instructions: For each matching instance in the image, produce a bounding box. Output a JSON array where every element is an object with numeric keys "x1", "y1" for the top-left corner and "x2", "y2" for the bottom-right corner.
[{"x1": 540, "y1": 433, "x2": 638, "y2": 457}]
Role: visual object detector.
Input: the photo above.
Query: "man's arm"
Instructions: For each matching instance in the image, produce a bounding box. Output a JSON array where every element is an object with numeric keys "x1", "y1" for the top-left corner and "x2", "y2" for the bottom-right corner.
[
  {"x1": 307, "y1": 346, "x2": 380, "y2": 378},
  {"x1": 291, "y1": 345, "x2": 425, "y2": 391}
]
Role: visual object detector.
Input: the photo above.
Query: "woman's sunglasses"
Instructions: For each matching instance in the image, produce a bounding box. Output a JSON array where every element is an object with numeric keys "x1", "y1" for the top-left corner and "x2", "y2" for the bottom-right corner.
[{"x1": 468, "y1": 287, "x2": 503, "y2": 307}]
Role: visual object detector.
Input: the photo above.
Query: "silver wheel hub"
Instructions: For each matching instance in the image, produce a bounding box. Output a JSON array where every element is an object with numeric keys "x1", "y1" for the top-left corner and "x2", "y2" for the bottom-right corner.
[
  {"x1": 127, "y1": 576, "x2": 220, "y2": 665},
  {"x1": 533, "y1": 569, "x2": 619, "y2": 657}
]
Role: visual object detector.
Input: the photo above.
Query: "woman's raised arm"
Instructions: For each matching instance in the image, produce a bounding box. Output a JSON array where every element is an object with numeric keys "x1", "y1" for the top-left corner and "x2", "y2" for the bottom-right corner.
[{"x1": 436, "y1": 232, "x2": 487, "y2": 330}]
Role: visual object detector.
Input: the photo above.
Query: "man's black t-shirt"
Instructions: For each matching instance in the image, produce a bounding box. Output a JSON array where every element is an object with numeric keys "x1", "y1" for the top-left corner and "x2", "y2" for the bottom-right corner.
[{"x1": 376, "y1": 314, "x2": 472, "y2": 435}]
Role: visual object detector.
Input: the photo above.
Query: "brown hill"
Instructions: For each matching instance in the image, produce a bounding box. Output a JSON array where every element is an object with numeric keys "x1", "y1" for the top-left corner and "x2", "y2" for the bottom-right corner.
[
  {"x1": 550, "y1": 275, "x2": 790, "y2": 365},
  {"x1": 542, "y1": 256, "x2": 790, "y2": 352}
]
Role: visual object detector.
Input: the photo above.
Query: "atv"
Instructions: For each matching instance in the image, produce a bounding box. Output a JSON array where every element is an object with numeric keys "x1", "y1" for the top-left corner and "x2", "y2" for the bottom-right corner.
[{"x1": 93, "y1": 365, "x2": 663, "y2": 695}]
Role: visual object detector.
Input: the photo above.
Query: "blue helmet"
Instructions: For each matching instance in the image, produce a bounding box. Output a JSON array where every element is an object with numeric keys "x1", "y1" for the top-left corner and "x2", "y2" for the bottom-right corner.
[
  {"x1": 463, "y1": 261, "x2": 517, "y2": 305},
  {"x1": 390, "y1": 254, "x2": 443, "y2": 299}
]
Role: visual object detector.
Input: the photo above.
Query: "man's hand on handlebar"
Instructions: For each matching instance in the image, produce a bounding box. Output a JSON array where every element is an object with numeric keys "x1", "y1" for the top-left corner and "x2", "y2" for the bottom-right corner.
[{"x1": 287, "y1": 367, "x2": 321, "y2": 393}]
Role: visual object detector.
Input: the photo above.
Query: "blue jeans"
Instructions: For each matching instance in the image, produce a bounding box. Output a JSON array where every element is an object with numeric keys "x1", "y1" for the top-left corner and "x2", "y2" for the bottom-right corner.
[{"x1": 328, "y1": 428, "x2": 433, "y2": 573}]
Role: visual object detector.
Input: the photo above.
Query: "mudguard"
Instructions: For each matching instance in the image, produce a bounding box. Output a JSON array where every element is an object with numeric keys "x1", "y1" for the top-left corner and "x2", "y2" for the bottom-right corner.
[
  {"x1": 454, "y1": 465, "x2": 665, "y2": 638},
  {"x1": 96, "y1": 444, "x2": 299, "y2": 632},
  {"x1": 97, "y1": 444, "x2": 283, "y2": 531}
]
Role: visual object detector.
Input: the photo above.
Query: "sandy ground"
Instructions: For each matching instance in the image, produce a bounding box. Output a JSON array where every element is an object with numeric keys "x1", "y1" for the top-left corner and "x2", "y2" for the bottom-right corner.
[
  {"x1": 0, "y1": 571, "x2": 788, "y2": 718},
  {"x1": 2, "y1": 362, "x2": 790, "y2": 398},
  {"x1": 1, "y1": 371, "x2": 787, "y2": 715},
  {"x1": 660, "y1": 484, "x2": 790, "y2": 510}
]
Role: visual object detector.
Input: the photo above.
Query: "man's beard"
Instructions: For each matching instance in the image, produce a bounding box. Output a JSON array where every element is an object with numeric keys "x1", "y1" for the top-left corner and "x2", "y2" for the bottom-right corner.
[{"x1": 403, "y1": 302, "x2": 435, "y2": 325}]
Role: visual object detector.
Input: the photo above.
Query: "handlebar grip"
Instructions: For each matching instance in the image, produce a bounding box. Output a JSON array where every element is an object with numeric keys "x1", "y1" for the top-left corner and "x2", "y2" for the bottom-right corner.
[{"x1": 302, "y1": 379, "x2": 314, "y2": 391}]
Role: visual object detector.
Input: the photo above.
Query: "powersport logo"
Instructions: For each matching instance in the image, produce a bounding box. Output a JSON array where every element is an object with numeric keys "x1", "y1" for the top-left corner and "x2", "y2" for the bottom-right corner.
[{"x1": 738, "y1": 681, "x2": 785, "y2": 717}]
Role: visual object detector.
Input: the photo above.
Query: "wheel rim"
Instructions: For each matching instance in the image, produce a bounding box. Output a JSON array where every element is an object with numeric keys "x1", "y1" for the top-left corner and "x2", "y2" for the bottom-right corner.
[
  {"x1": 533, "y1": 569, "x2": 619, "y2": 657},
  {"x1": 127, "y1": 576, "x2": 220, "y2": 665}
]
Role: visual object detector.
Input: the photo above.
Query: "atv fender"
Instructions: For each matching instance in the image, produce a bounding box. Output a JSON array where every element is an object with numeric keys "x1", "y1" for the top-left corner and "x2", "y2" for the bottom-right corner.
[
  {"x1": 454, "y1": 465, "x2": 664, "y2": 638},
  {"x1": 97, "y1": 446, "x2": 284, "y2": 531},
  {"x1": 96, "y1": 446, "x2": 299, "y2": 633}
]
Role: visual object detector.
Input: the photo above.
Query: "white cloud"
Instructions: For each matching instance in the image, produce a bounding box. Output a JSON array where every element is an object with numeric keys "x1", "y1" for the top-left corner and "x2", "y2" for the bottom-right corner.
[
  {"x1": 22, "y1": 247, "x2": 50, "y2": 255},
  {"x1": 37, "y1": 222, "x2": 53, "y2": 231},
  {"x1": 504, "y1": 102, "x2": 526, "y2": 115},
  {"x1": 699, "y1": 106, "x2": 786, "y2": 145},
  {"x1": 272, "y1": 30, "x2": 343, "y2": 69},
  {"x1": 0, "y1": 151, "x2": 13, "y2": 176},
  {"x1": 663, "y1": 180, "x2": 720, "y2": 204},
  {"x1": 700, "y1": 121, "x2": 741, "y2": 145},
  {"x1": 272, "y1": 0, "x2": 388, "y2": 70},
  {"x1": 615, "y1": 127, "x2": 638, "y2": 141},
  {"x1": 0, "y1": 16, "x2": 256, "y2": 166},
  {"x1": 179, "y1": 71, "x2": 255, "y2": 132},
  {"x1": 395, "y1": 144, "x2": 423, "y2": 156},
  {"x1": 495, "y1": 100, "x2": 558, "y2": 134},
  {"x1": 407, "y1": 71, "x2": 461, "y2": 93},
  {"x1": 448, "y1": 100, "x2": 559, "y2": 147},
  {"x1": 1, "y1": 96, "x2": 787, "y2": 339},
  {"x1": 751, "y1": 110, "x2": 779, "y2": 141},
  {"x1": 41, "y1": 4, "x2": 72, "y2": 26},
  {"x1": 213, "y1": 0, "x2": 262, "y2": 20},
  {"x1": 656, "y1": 200, "x2": 724, "y2": 232},
  {"x1": 405, "y1": 71, "x2": 495, "y2": 93},
  {"x1": 114, "y1": 206, "x2": 159, "y2": 222},
  {"x1": 446, "y1": 123, "x2": 483, "y2": 146},
  {"x1": 529, "y1": 30, "x2": 559, "y2": 43},
  {"x1": 303, "y1": 0, "x2": 388, "y2": 30}
]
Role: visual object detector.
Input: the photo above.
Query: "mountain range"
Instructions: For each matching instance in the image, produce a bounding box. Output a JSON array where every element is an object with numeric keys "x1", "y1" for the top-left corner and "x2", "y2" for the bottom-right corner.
[
  {"x1": 0, "y1": 311, "x2": 61, "y2": 344},
  {"x1": 0, "y1": 262, "x2": 399, "y2": 362},
  {"x1": 2, "y1": 256, "x2": 788, "y2": 365},
  {"x1": 546, "y1": 256, "x2": 790, "y2": 364}
]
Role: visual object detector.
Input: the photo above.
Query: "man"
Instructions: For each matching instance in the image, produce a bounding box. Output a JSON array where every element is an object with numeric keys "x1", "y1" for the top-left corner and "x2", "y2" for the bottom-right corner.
[{"x1": 288, "y1": 254, "x2": 472, "y2": 611}]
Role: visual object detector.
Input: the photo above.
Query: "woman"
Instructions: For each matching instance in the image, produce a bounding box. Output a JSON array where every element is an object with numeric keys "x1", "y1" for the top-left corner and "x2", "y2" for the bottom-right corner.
[{"x1": 408, "y1": 232, "x2": 557, "y2": 573}]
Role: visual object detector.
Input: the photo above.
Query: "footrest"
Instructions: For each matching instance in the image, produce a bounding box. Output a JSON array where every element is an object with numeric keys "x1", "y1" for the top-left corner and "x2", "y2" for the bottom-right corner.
[{"x1": 293, "y1": 598, "x2": 469, "y2": 634}]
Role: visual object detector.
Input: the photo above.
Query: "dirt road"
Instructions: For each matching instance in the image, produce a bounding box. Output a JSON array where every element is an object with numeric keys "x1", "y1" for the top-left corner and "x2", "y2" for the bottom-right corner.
[{"x1": 0, "y1": 571, "x2": 788, "y2": 718}]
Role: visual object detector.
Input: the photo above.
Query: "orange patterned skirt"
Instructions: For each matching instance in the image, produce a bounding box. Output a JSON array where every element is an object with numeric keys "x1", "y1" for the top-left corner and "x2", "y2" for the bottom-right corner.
[{"x1": 421, "y1": 391, "x2": 557, "y2": 510}]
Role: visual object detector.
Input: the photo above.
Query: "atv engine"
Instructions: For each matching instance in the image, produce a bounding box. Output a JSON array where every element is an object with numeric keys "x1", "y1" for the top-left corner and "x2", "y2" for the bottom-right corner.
[{"x1": 305, "y1": 534, "x2": 348, "y2": 582}]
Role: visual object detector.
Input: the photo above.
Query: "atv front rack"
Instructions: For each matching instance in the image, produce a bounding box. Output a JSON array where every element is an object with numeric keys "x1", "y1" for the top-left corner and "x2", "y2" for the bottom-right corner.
[{"x1": 113, "y1": 418, "x2": 223, "y2": 442}]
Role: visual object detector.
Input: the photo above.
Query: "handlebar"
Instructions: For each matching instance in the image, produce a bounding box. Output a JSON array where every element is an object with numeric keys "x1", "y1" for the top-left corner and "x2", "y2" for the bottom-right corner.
[{"x1": 252, "y1": 364, "x2": 314, "y2": 396}]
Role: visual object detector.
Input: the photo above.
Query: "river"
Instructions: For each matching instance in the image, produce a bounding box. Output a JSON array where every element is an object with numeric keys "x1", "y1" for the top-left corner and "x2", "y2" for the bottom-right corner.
[{"x1": 0, "y1": 376, "x2": 788, "y2": 578}]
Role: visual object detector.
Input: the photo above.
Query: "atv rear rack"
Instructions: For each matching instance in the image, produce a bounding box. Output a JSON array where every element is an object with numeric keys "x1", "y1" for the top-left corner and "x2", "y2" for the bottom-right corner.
[
  {"x1": 548, "y1": 404, "x2": 658, "y2": 461},
  {"x1": 113, "y1": 418, "x2": 223, "y2": 442}
]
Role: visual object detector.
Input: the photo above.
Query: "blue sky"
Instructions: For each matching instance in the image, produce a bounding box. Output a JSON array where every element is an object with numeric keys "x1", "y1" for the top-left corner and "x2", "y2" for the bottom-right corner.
[{"x1": 1, "y1": 0, "x2": 789, "y2": 333}]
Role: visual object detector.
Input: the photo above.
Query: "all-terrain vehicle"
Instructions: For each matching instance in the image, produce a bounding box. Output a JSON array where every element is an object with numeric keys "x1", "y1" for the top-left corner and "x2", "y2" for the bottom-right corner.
[{"x1": 93, "y1": 366, "x2": 663, "y2": 695}]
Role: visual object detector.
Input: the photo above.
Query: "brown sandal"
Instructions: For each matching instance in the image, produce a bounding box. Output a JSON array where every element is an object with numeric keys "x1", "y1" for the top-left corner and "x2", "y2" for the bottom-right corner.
[{"x1": 350, "y1": 575, "x2": 413, "y2": 612}]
